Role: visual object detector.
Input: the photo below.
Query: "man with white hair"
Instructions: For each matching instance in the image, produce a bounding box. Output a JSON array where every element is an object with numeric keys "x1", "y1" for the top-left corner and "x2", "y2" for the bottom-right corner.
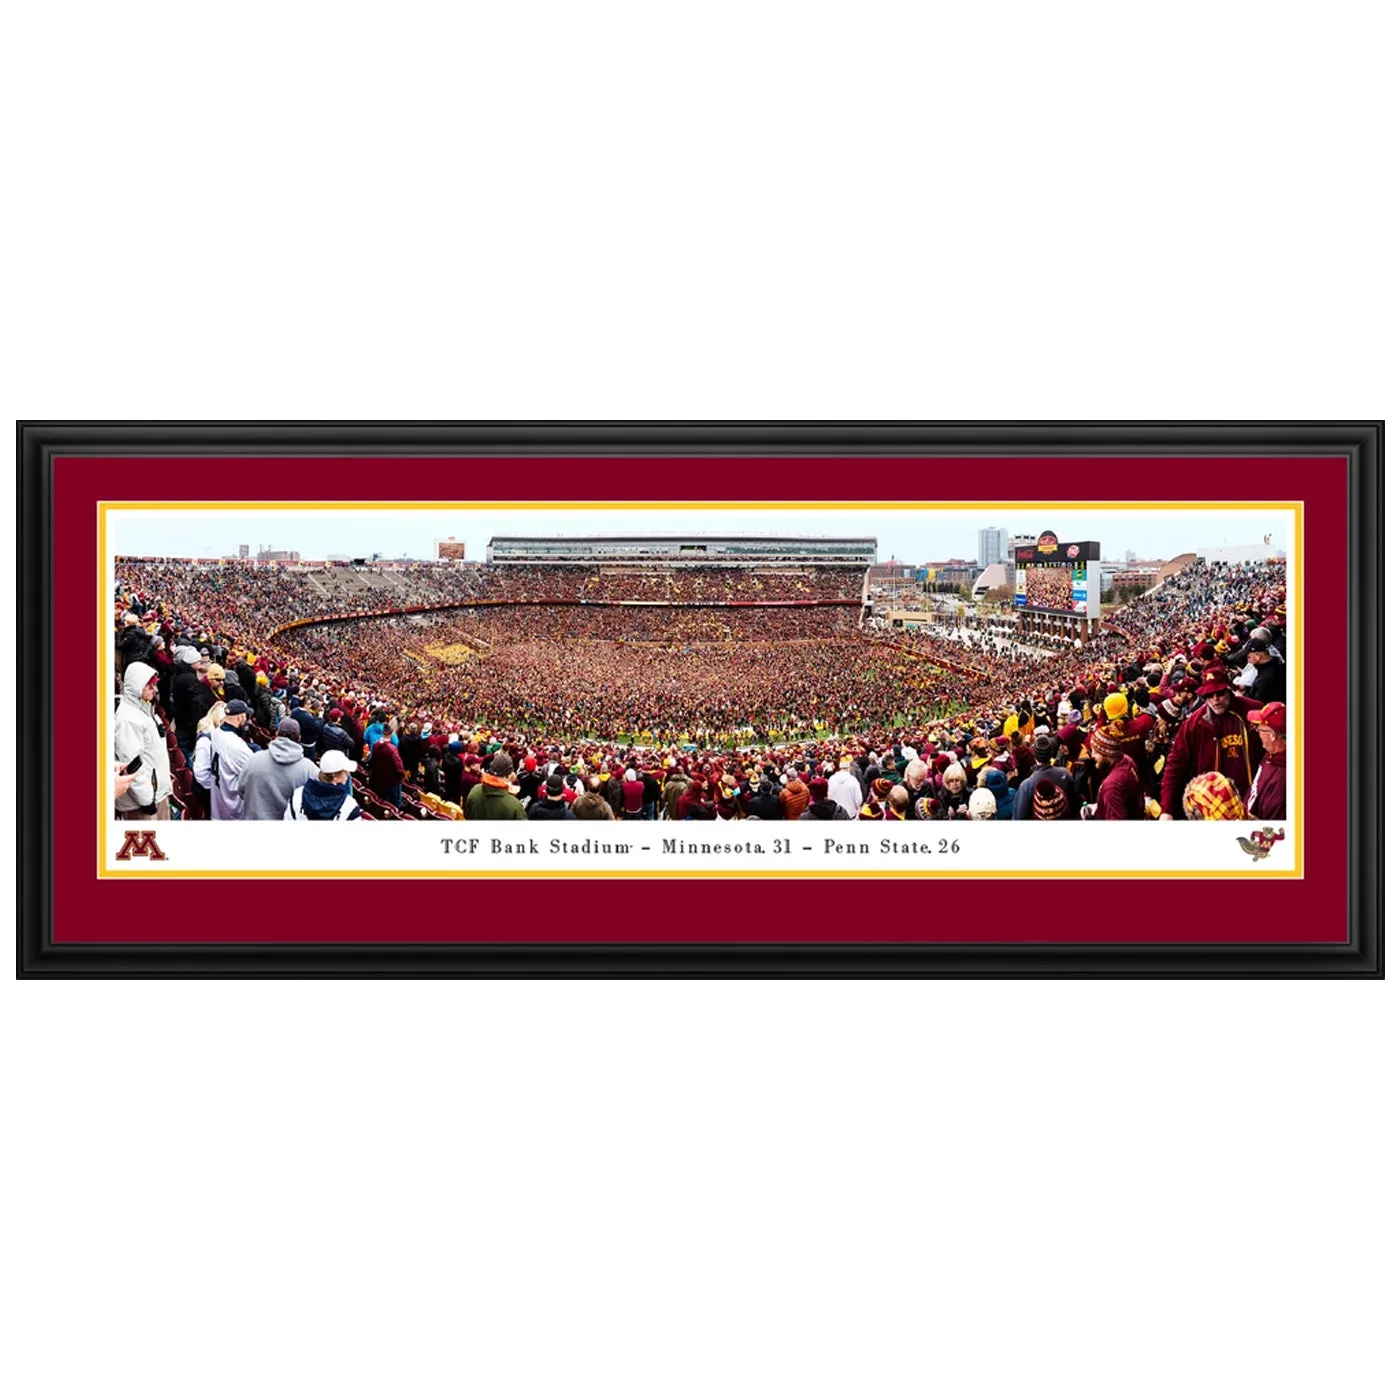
[{"x1": 113, "y1": 661, "x2": 173, "y2": 820}]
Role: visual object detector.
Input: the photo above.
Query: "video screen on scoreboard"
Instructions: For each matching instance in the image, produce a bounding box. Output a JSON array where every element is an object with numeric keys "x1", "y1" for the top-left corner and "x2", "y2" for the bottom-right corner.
[
  {"x1": 1016, "y1": 561, "x2": 1089, "y2": 615},
  {"x1": 437, "y1": 539, "x2": 465, "y2": 560}
]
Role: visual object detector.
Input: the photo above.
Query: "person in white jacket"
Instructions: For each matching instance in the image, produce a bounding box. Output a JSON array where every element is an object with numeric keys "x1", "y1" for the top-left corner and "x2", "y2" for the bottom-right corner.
[
  {"x1": 192, "y1": 699, "x2": 258, "y2": 821},
  {"x1": 113, "y1": 660, "x2": 172, "y2": 819},
  {"x1": 826, "y1": 757, "x2": 864, "y2": 820}
]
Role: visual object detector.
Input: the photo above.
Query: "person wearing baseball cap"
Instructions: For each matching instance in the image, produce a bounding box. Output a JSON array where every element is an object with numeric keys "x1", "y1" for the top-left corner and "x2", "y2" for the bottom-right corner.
[
  {"x1": 191, "y1": 699, "x2": 258, "y2": 821},
  {"x1": 1159, "y1": 663, "x2": 1262, "y2": 820},
  {"x1": 285, "y1": 749, "x2": 362, "y2": 821},
  {"x1": 1242, "y1": 630, "x2": 1286, "y2": 706},
  {"x1": 1245, "y1": 702, "x2": 1287, "y2": 820},
  {"x1": 528, "y1": 768, "x2": 578, "y2": 821}
]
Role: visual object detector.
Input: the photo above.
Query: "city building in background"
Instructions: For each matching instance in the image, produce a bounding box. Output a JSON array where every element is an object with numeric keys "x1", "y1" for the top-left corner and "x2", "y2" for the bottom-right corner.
[
  {"x1": 238, "y1": 544, "x2": 249, "y2": 559},
  {"x1": 977, "y1": 525, "x2": 1008, "y2": 569},
  {"x1": 924, "y1": 558, "x2": 979, "y2": 587}
]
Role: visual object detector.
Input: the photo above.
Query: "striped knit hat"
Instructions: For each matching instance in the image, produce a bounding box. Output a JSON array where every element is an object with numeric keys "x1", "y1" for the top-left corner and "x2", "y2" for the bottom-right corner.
[
  {"x1": 1032, "y1": 779, "x2": 1069, "y2": 821},
  {"x1": 1090, "y1": 720, "x2": 1125, "y2": 766}
]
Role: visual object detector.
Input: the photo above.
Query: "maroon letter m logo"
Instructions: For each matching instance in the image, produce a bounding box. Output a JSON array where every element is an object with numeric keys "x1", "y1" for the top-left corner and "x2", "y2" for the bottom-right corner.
[{"x1": 115, "y1": 829, "x2": 168, "y2": 862}]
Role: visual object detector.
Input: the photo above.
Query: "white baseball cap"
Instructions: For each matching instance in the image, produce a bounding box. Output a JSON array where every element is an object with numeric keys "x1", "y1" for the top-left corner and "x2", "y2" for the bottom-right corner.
[{"x1": 319, "y1": 751, "x2": 357, "y2": 775}]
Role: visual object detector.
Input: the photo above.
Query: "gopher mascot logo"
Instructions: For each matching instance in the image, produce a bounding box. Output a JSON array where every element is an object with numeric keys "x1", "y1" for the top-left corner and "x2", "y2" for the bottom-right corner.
[{"x1": 1236, "y1": 827, "x2": 1283, "y2": 862}]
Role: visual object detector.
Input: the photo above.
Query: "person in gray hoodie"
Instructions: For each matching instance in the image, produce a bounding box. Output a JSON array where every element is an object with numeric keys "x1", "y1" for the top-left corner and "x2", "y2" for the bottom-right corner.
[{"x1": 238, "y1": 717, "x2": 319, "y2": 821}]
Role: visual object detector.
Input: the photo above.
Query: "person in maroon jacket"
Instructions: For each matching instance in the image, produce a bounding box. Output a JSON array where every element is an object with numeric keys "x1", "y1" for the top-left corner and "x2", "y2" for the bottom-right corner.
[
  {"x1": 460, "y1": 754, "x2": 483, "y2": 806},
  {"x1": 678, "y1": 775, "x2": 717, "y2": 821},
  {"x1": 1159, "y1": 664, "x2": 1262, "y2": 820},
  {"x1": 620, "y1": 767, "x2": 646, "y2": 819},
  {"x1": 1245, "y1": 702, "x2": 1287, "y2": 820},
  {"x1": 1089, "y1": 721, "x2": 1143, "y2": 821},
  {"x1": 369, "y1": 731, "x2": 405, "y2": 810},
  {"x1": 1100, "y1": 689, "x2": 1157, "y2": 789}
]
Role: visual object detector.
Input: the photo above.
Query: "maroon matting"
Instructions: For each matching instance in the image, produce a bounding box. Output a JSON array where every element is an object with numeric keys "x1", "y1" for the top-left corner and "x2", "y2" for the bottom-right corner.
[{"x1": 58, "y1": 453, "x2": 1344, "y2": 944}]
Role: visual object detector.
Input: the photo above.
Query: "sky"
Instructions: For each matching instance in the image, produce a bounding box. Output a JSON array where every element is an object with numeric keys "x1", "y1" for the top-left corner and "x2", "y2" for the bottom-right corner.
[{"x1": 108, "y1": 506, "x2": 1293, "y2": 564}]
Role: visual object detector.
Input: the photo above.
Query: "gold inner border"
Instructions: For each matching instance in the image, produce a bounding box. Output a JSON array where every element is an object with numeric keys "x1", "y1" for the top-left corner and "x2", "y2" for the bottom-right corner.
[{"x1": 99, "y1": 499, "x2": 1303, "y2": 880}]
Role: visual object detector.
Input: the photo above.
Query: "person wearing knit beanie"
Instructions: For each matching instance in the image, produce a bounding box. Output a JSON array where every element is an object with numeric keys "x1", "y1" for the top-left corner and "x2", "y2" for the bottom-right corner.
[
  {"x1": 978, "y1": 766, "x2": 1014, "y2": 820},
  {"x1": 859, "y1": 776, "x2": 895, "y2": 820},
  {"x1": 1103, "y1": 691, "x2": 1129, "y2": 723},
  {"x1": 1032, "y1": 779, "x2": 1070, "y2": 821},
  {"x1": 1090, "y1": 721, "x2": 1124, "y2": 767},
  {"x1": 968, "y1": 788, "x2": 997, "y2": 820},
  {"x1": 1090, "y1": 719, "x2": 1144, "y2": 821}
]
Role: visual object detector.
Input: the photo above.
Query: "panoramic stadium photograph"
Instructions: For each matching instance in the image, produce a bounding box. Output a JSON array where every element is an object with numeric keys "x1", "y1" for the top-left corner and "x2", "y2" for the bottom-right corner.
[{"x1": 107, "y1": 504, "x2": 1293, "y2": 839}]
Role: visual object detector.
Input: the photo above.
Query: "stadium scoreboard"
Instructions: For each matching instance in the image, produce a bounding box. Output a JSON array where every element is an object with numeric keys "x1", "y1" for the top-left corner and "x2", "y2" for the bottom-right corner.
[{"x1": 1013, "y1": 532, "x2": 1101, "y2": 620}]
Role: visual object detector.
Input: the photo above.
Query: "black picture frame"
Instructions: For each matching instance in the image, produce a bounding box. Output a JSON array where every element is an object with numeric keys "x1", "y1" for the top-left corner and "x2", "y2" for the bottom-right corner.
[{"x1": 16, "y1": 421, "x2": 1383, "y2": 977}]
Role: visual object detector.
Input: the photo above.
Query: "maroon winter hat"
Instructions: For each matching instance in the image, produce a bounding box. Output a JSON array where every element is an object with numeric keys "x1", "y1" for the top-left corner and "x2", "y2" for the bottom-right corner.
[{"x1": 1032, "y1": 780, "x2": 1069, "y2": 821}]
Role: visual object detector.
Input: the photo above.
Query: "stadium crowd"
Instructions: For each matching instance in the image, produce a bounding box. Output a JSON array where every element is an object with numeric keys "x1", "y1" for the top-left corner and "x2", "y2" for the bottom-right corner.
[{"x1": 111, "y1": 555, "x2": 1289, "y2": 825}]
